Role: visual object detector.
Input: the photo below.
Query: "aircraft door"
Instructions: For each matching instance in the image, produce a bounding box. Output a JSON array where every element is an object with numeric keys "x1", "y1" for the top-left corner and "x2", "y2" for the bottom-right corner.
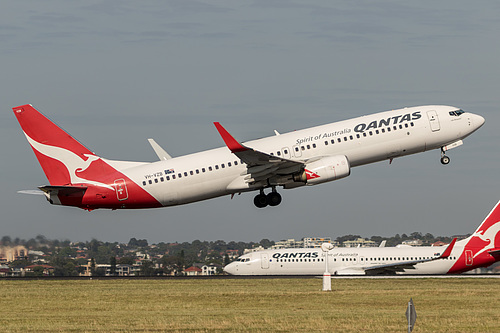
[
  {"x1": 282, "y1": 147, "x2": 291, "y2": 159},
  {"x1": 261, "y1": 253, "x2": 270, "y2": 269},
  {"x1": 465, "y1": 250, "x2": 473, "y2": 266},
  {"x1": 427, "y1": 111, "x2": 441, "y2": 132},
  {"x1": 114, "y1": 179, "x2": 129, "y2": 201}
]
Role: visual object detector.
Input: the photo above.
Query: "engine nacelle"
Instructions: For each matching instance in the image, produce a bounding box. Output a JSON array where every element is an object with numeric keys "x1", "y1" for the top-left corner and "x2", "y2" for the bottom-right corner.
[{"x1": 304, "y1": 155, "x2": 350, "y2": 185}]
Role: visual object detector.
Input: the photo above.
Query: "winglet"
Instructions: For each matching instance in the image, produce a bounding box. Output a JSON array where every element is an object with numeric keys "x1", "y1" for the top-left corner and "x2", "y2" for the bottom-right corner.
[
  {"x1": 439, "y1": 238, "x2": 457, "y2": 258},
  {"x1": 214, "y1": 122, "x2": 248, "y2": 153}
]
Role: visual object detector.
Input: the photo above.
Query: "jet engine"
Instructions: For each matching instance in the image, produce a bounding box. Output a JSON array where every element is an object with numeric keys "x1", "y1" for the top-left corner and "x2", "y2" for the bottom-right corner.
[{"x1": 303, "y1": 155, "x2": 350, "y2": 185}]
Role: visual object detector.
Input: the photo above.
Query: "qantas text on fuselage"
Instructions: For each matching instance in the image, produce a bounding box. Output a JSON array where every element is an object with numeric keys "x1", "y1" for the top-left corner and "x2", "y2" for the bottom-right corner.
[{"x1": 13, "y1": 105, "x2": 484, "y2": 210}]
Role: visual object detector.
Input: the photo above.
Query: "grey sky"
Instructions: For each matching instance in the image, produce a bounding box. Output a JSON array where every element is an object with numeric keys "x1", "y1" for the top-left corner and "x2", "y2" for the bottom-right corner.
[{"x1": 1, "y1": 1, "x2": 499, "y2": 243}]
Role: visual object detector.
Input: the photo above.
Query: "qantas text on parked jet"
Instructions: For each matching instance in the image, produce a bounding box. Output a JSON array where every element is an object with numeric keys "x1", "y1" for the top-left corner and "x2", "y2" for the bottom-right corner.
[
  {"x1": 13, "y1": 104, "x2": 484, "y2": 210},
  {"x1": 224, "y1": 200, "x2": 500, "y2": 275}
]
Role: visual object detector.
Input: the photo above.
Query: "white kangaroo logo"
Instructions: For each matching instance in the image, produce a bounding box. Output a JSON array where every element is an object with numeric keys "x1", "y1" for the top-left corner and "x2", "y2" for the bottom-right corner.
[
  {"x1": 25, "y1": 133, "x2": 114, "y2": 190},
  {"x1": 470, "y1": 220, "x2": 500, "y2": 259}
]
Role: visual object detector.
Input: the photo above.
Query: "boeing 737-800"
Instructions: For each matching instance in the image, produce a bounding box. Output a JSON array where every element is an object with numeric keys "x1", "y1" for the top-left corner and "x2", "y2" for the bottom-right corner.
[
  {"x1": 224, "y1": 200, "x2": 500, "y2": 275},
  {"x1": 13, "y1": 104, "x2": 484, "y2": 210}
]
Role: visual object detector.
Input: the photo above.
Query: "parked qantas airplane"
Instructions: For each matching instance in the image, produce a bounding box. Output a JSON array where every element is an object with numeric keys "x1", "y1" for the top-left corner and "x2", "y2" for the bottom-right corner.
[
  {"x1": 224, "y1": 200, "x2": 500, "y2": 275},
  {"x1": 13, "y1": 104, "x2": 484, "y2": 210}
]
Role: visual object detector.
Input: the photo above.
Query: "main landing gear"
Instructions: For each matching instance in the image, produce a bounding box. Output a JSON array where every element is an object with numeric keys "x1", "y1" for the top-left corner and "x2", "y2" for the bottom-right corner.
[
  {"x1": 440, "y1": 148, "x2": 450, "y2": 165},
  {"x1": 254, "y1": 187, "x2": 282, "y2": 208}
]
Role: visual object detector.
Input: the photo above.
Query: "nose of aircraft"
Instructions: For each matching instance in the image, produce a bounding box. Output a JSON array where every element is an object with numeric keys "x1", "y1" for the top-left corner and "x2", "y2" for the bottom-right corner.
[
  {"x1": 223, "y1": 262, "x2": 236, "y2": 275},
  {"x1": 472, "y1": 113, "x2": 485, "y2": 129}
]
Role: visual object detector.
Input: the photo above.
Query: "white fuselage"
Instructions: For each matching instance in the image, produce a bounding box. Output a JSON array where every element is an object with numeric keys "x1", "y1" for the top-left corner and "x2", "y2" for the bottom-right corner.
[
  {"x1": 110, "y1": 105, "x2": 483, "y2": 206},
  {"x1": 224, "y1": 242, "x2": 465, "y2": 276}
]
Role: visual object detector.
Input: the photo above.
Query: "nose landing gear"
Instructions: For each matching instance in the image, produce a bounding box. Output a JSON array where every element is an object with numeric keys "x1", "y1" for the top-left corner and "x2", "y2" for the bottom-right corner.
[
  {"x1": 440, "y1": 148, "x2": 450, "y2": 165},
  {"x1": 253, "y1": 187, "x2": 282, "y2": 208}
]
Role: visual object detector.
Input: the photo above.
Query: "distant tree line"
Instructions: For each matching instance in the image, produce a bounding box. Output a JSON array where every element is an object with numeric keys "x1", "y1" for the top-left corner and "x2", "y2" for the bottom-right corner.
[
  {"x1": 1, "y1": 235, "x2": 274, "y2": 277},
  {"x1": 1, "y1": 232, "x2": 467, "y2": 277},
  {"x1": 336, "y1": 232, "x2": 458, "y2": 247}
]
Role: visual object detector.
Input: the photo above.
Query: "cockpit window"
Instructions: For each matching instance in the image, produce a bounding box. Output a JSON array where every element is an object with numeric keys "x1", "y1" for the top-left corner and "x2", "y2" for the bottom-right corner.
[
  {"x1": 449, "y1": 109, "x2": 465, "y2": 116},
  {"x1": 237, "y1": 258, "x2": 250, "y2": 262}
]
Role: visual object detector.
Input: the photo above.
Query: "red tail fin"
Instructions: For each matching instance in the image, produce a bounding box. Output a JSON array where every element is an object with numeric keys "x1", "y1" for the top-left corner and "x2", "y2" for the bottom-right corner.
[
  {"x1": 13, "y1": 104, "x2": 97, "y2": 185},
  {"x1": 448, "y1": 200, "x2": 500, "y2": 273}
]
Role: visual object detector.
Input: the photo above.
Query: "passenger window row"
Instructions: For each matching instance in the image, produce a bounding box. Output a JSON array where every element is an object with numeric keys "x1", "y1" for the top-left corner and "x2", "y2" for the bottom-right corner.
[
  {"x1": 142, "y1": 160, "x2": 241, "y2": 186},
  {"x1": 270, "y1": 148, "x2": 290, "y2": 157},
  {"x1": 267, "y1": 252, "x2": 457, "y2": 264},
  {"x1": 341, "y1": 256, "x2": 457, "y2": 261},
  {"x1": 143, "y1": 121, "x2": 417, "y2": 186},
  {"x1": 273, "y1": 258, "x2": 324, "y2": 263},
  {"x1": 324, "y1": 122, "x2": 415, "y2": 146},
  {"x1": 272, "y1": 122, "x2": 416, "y2": 155}
]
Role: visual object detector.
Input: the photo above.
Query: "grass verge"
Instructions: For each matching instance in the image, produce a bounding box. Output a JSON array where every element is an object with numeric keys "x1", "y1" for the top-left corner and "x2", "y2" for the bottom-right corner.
[{"x1": 0, "y1": 278, "x2": 498, "y2": 332}]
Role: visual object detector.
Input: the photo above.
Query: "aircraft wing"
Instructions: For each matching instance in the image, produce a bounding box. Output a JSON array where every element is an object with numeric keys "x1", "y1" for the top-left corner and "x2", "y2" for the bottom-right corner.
[
  {"x1": 362, "y1": 238, "x2": 457, "y2": 275},
  {"x1": 214, "y1": 122, "x2": 305, "y2": 184}
]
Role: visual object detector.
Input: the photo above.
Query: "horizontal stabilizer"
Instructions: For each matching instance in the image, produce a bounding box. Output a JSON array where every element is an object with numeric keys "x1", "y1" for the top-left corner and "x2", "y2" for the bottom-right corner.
[
  {"x1": 38, "y1": 185, "x2": 88, "y2": 206},
  {"x1": 488, "y1": 248, "x2": 500, "y2": 258},
  {"x1": 147, "y1": 138, "x2": 172, "y2": 161},
  {"x1": 39, "y1": 185, "x2": 88, "y2": 195},
  {"x1": 17, "y1": 189, "x2": 45, "y2": 196}
]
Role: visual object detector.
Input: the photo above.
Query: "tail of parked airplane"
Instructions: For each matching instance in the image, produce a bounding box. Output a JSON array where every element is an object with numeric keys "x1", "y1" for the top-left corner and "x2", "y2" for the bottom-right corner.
[
  {"x1": 449, "y1": 200, "x2": 500, "y2": 273},
  {"x1": 13, "y1": 104, "x2": 161, "y2": 210}
]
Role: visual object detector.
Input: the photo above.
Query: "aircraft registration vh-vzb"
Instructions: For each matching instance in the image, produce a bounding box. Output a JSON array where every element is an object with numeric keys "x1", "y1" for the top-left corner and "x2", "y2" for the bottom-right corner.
[{"x1": 13, "y1": 104, "x2": 484, "y2": 210}]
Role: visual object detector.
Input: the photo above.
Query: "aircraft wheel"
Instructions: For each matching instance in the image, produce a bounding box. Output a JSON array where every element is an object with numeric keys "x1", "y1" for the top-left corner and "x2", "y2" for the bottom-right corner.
[
  {"x1": 440, "y1": 155, "x2": 450, "y2": 165},
  {"x1": 254, "y1": 194, "x2": 268, "y2": 208},
  {"x1": 267, "y1": 192, "x2": 282, "y2": 207}
]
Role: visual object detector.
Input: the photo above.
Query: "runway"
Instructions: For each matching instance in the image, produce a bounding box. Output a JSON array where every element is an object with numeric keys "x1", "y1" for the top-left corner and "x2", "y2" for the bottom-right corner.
[
  {"x1": 4, "y1": 274, "x2": 499, "y2": 280},
  {"x1": 329, "y1": 274, "x2": 500, "y2": 279}
]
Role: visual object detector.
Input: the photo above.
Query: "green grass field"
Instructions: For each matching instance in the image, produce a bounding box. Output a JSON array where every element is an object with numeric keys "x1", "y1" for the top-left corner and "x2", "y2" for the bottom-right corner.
[{"x1": 1, "y1": 277, "x2": 499, "y2": 332}]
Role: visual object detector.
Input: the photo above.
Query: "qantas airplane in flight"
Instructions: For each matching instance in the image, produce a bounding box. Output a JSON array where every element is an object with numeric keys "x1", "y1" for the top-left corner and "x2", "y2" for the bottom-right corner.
[
  {"x1": 13, "y1": 104, "x2": 484, "y2": 210},
  {"x1": 224, "y1": 200, "x2": 500, "y2": 275}
]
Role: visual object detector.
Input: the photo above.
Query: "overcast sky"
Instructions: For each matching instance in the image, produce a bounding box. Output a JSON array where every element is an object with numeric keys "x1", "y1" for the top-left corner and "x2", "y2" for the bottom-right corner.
[{"x1": 1, "y1": 1, "x2": 499, "y2": 244}]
